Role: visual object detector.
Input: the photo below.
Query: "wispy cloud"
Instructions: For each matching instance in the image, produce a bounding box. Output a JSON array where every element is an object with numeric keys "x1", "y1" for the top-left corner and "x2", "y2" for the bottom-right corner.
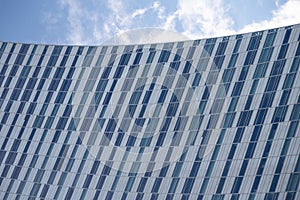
[
  {"x1": 162, "y1": 12, "x2": 179, "y2": 30},
  {"x1": 239, "y1": 0, "x2": 300, "y2": 33},
  {"x1": 131, "y1": 8, "x2": 148, "y2": 18},
  {"x1": 176, "y1": 0, "x2": 235, "y2": 38},
  {"x1": 160, "y1": 0, "x2": 300, "y2": 39},
  {"x1": 152, "y1": 1, "x2": 166, "y2": 20},
  {"x1": 100, "y1": 0, "x2": 163, "y2": 43},
  {"x1": 275, "y1": 0, "x2": 281, "y2": 7},
  {"x1": 46, "y1": 0, "x2": 300, "y2": 44},
  {"x1": 59, "y1": 0, "x2": 85, "y2": 44}
]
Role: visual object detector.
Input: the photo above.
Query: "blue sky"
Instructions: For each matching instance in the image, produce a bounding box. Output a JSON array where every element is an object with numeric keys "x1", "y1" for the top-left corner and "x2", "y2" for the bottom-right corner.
[{"x1": 0, "y1": 0, "x2": 299, "y2": 45}]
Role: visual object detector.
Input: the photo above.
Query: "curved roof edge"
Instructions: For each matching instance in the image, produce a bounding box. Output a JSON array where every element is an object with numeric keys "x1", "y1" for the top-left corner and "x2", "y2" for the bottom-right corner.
[{"x1": 1, "y1": 23, "x2": 299, "y2": 47}]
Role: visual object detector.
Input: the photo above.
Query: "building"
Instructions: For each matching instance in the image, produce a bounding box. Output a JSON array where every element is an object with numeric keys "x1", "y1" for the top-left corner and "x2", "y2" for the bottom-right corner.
[{"x1": 0, "y1": 24, "x2": 299, "y2": 200}]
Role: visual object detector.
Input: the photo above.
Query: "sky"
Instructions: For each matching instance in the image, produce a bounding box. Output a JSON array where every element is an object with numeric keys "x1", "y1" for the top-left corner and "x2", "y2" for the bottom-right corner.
[{"x1": 0, "y1": 0, "x2": 300, "y2": 45}]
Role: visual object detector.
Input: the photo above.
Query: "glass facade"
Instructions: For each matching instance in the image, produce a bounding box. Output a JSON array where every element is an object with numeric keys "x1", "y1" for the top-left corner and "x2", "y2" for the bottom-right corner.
[{"x1": 0, "y1": 24, "x2": 300, "y2": 199}]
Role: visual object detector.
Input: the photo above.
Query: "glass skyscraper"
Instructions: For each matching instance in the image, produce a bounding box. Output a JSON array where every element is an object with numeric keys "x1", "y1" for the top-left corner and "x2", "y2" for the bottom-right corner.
[{"x1": 0, "y1": 24, "x2": 299, "y2": 200}]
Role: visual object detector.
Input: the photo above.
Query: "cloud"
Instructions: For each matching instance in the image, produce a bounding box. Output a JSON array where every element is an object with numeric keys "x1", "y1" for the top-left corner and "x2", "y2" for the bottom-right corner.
[
  {"x1": 162, "y1": 12, "x2": 179, "y2": 30},
  {"x1": 59, "y1": 0, "x2": 85, "y2": 44},
  {"x1": 274, "y1": 0, "x2": 284, "y2": 7},
  {"x1": 239, "y1": 0, "x2": 300, "y2": 33},
  {"x1": 50, "y1": 0, "x2": 300, "y2": 45},
  {"x1": 174, "y1": 0, "x2": 235, "y2": 38},
  {"x1": 103, "y1": 0, "x2": 154, "y2": 38},
  {"x1": 161, "y1": 0, "x2": 300, "y2": 39},
  {"x1": 132, "y1": 8, "x2": 148, "y2": 18},
  {"x1": 55, "y1": 0, "x2": 158, "y2": 44},
  {"x1": 152, "y1": 1, "x2": 166, "y2": 20}
]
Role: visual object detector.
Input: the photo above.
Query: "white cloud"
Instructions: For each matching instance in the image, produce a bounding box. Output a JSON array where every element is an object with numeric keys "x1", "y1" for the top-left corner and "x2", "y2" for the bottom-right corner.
[
  {"x1": 90, "y1": 14, "x2": 103, "y2": 43},
  {"x1": 104, "y1": 0, "x2": 153, "y2": 36},
  {"x1": 150, "y1": 1, "x2": 177, "y2": 30},
  {"x1": 152, "y1": 1, "x2": 160, "y2": 10},
  {"x1": 100, "y1": 0, "x2": 192, "y2": 44},
  {"x1": 161, "y1": 0, "x2": 300, "y2": 39},
  {"x1": 57, "y1": 0, "x2": 156, "y2": 44},
  {"x1": 52, "y1": 0, "x2": 300, "y2": 45},
  {"x1": 59, "y1": 0, "x2": 85, "y2": 44},
  {"x1": 152, "y1": 1, "x2": 166, "y2": 20},
  {"x1": 132, "y1": 8, "x2": 148, "y2": 18},
  {"x1": 176, "y1": 0, "x2": 235, "y2": 38},
  {"x1": 239, "y1": 0, "x2": 300, "y2": 33},
  {"x1": 163, "y1": 12, "x2": 179, "y2": 30},
  {"x1": 105, "y1": 0, "x2": 126, "y2": 32}
]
